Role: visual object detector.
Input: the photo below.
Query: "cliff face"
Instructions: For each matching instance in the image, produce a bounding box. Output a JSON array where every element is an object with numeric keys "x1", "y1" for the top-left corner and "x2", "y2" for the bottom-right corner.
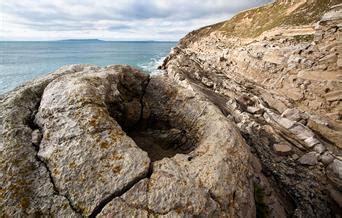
[
  {"x1": 173, "y1": 1, "x2": 342, "y2": 149},
  {"x1": 160, "y1": 1, "x2": 342, "y2": 217},
  {"x1": 0, "y1": 1, "x2": 341, "y2": 218}
]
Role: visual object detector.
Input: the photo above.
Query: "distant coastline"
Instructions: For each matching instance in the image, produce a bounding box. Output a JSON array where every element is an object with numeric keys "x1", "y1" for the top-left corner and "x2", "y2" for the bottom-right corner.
[{"x1": 58, "y1": 39, "x2": 104, "y2": 42}]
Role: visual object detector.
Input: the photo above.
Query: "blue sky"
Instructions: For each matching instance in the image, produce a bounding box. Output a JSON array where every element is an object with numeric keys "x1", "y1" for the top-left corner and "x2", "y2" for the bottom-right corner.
[{"x1": 1, "y1": 0, "x2": 271, "y2": 41}]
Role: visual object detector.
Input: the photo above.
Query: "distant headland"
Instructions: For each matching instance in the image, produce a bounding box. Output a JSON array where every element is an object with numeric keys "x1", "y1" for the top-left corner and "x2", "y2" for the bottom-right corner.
[{"x1": 57, "y1": 39, "x2": 104, "y2": 42}]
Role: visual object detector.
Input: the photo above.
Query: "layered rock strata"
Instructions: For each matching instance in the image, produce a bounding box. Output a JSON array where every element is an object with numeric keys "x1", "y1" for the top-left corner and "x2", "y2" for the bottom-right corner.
[{"x1": 158, "y1": 2, "x2": 342, "y2": 217}]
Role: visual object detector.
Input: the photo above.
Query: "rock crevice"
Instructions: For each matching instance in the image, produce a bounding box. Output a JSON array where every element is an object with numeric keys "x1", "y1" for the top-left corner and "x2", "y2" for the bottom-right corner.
[
  {"x1": 88, "y1": 164, "x2": 151, "y2": 218},
  {"x1": 33, "y1": 150, "x2": 82, "y2": 215}
]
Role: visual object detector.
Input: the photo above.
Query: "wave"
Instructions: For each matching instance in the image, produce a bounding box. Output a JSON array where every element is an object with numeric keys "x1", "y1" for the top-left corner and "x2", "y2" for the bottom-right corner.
[{"x1": 138, "y1": 56, "x2": 166, "y2": 75}]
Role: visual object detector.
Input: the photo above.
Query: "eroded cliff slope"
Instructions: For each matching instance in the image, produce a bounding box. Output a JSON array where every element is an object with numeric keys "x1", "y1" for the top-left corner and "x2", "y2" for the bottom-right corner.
[{"x1": 160, "y1": 0, "x2": 342, "y2": 217}]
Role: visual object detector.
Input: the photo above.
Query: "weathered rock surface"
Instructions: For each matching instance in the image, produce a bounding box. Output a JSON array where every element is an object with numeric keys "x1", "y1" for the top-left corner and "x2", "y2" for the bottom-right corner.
[
  {"x1": 298, "y1": 152, "x2": 319, "y2": 166},
  {"x1": 1, "y1": 65, "x2": 254, "y2": 217},
  {"x1": 34, "y1": 66, "x2": 151, "y2": 215},
  {"x1": 273, "y1": 143, "x2": 293, "y2": 156},
  {"x1": 100, "y1": 74, "x2": 255, "y2": 217},
  {"x1": 0, "y1": 65, "x2": 91, "y2": 217}
]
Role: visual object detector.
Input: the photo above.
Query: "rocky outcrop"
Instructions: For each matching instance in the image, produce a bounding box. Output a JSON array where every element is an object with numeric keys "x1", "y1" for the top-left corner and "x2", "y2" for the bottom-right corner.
[
  {"x1": 0, "y1": 65, "x2": 254, "y2": 217},
  {"x1": 34, "y1": 66, "x2": 151, "y2": 216}
]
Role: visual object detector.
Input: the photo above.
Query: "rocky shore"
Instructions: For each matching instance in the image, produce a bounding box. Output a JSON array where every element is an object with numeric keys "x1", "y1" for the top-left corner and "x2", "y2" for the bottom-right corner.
[{"x1": 1, "y1": 0, "x2": 341, "y2": 217}]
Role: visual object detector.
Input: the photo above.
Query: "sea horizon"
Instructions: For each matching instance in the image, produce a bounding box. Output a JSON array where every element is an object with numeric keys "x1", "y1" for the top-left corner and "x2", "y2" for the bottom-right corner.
[{"x1": 0, "y1": 40, "x2": 176, "y2": 94}]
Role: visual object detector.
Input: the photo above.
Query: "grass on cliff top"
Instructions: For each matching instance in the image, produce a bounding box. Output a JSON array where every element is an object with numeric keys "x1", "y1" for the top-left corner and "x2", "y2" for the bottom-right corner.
[{"x1": 182, "y1": 0, "x2": 339, "y2": 43}]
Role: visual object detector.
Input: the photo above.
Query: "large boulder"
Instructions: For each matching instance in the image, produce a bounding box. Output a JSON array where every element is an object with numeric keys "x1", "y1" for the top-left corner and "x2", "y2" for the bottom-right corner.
[
  {"x1": 34, "y1": 66, "x2": 151, "y2": 216},
  {"x1": 0, "y1": 65, "x2": 255, "y2": 217},
  {"x1": 0, "y1": 65, "x2": 93, "y2": 217},
  {"x1": 100, "y1": 75, "x2": 254, "y2": 217}
]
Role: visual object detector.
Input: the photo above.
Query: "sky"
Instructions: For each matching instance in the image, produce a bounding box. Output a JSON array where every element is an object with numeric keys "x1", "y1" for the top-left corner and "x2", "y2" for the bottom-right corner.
[{"x1": 1, "y1": 0, "x2": 271, "y2": 41}]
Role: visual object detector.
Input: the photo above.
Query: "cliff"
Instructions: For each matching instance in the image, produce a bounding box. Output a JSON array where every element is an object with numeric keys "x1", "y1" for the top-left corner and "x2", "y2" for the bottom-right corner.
[
  {"x1": 0, "y1": 0, "x2": 341, "y2": 217},
  {"x1": 161, "y1": 0, "x2": 342, "y2": 216}
]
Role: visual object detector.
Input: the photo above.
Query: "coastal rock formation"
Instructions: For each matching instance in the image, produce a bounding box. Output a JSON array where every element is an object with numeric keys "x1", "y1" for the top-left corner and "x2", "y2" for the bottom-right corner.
[
  {"x1": 0, "y1": 65, "x2": 253, "y2": 217},
  {"x1": 158, "y1": 1, "x2": 342, "y2": 217},
  {"x1": 1, "y1": 0, "x2": 341, "y2": 217},
  {"x1": 34, "y1": 66, "x2": 151, "y2": 216}
]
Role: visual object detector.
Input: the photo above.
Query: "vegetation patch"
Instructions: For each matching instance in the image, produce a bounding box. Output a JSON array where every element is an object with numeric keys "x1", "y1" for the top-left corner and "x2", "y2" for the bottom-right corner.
[
  {"x1": 254, "y1": 184, "x2": 270, "y2": 218},
  {"x1": 293, "y1": 34, "x2": 314, "y2": 43},
  {"x1": 181, "y1": 0, "x2": 339, "y2": 45}
]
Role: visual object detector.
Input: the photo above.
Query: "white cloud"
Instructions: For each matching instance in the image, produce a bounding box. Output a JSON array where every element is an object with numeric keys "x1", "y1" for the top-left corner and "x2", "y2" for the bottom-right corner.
[{"x1": 0, "y1": 0, "x2": 271, "y2": 41}]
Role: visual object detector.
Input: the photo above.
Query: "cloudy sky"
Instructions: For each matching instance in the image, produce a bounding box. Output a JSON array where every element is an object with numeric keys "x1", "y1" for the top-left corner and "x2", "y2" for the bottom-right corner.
[{"x1": 1, "y1": 0, "x2": 271, "y2": 41}]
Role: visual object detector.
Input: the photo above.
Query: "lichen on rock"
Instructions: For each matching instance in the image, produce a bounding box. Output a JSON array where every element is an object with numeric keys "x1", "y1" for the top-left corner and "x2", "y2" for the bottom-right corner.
[{"x1": 0, "y1": 64, "x2": 255, "y2": 217}]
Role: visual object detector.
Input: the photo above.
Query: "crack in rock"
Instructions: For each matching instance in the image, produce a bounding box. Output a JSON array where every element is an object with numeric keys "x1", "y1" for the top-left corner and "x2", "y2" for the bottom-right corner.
[
  {"x1": 89, "y1": 163, "x2": 152, "y2": 217},
  {"x1": 32, "y1": 145, "x2": 82, "y2": 215},
  {"x1": 34, "y1": 66, "x2": 152, "y2": 216},
  {"x1": 139, "y1": 76, "x2": 151, "y2": 123}
]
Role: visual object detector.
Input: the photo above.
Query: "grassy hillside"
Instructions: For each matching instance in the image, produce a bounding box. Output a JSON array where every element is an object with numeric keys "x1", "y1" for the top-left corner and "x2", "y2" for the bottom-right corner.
[{"x1": 180, "y1": 0, "x2": 339, "y2": 46}]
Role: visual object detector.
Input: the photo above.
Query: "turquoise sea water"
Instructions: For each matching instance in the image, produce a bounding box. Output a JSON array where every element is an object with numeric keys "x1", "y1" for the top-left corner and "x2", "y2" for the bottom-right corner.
[{"x1": 0, "y1": 41, "x2": 176, "y2": 94}]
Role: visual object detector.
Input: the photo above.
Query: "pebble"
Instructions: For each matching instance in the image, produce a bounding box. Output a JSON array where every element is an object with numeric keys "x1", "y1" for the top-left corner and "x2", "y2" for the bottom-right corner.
[
  {"x1": 298, "y1": 152, "x2": 318, "y2": 166},
  {"x1": 313, "y1": 144, "x2": 326, "y2": 154},
  {"x1": 273, "y1": 143, "x2": 292, "y2": 156},
  {"x1": 319, "y1": 152, "x2": 334, "y2": 165},
  {"x1": 330, "y1": 159, "x2": 342, "y2": 179},
  {"x1": 292, "y1": 154, "x2": 299, "y2": 160}
]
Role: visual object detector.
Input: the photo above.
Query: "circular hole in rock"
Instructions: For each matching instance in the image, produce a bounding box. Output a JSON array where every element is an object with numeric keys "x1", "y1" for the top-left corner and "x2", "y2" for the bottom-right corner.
[
  {"x1": 109, "y1": 107, "x2": 195, "y2": 162},
  {"x1": 105, "y1": 70, "x2": 195, "y2": 162},
  {"x1": 127, "y1": 119, "x2": 194, "y2": 162}
]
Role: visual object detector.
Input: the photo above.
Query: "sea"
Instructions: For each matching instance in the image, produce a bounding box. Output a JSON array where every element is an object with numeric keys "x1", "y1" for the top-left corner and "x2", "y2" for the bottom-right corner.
[{"x1": 0, "y1": 40, "x2": 176, "y2": 94}]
